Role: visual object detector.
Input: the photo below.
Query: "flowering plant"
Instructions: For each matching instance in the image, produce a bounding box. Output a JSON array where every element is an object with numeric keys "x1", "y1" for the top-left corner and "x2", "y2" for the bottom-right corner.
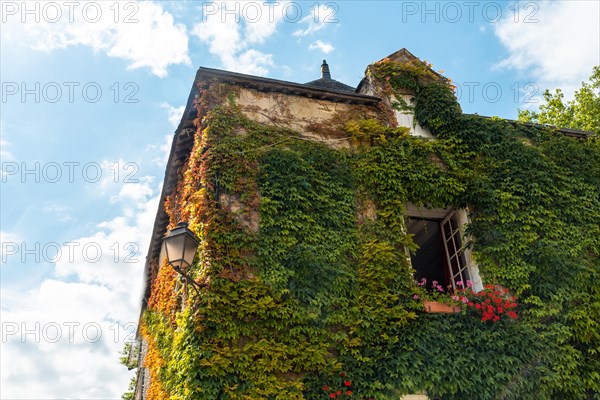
[
  {"x1": 412, "y1": 279, "x2": 519, "y2": 322},
  {"x1": 322, "y1": 373, "x2": 353, "y2": 398},
  {"x1": 411, "y1": 277, "x2": 470, "y2": 307},
  {"x1": 465, "y1": 284, "x2": 518, "y2": 322}
]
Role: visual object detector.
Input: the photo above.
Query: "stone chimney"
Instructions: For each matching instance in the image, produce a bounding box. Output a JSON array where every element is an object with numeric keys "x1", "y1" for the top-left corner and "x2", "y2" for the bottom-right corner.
[{"x1": 321, "y1": 60, "x2": 331, "y2": 80}]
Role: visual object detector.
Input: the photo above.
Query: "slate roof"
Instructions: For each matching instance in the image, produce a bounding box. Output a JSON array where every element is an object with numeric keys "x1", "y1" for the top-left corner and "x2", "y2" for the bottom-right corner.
[{"x1": 304, "y1": 60, "x2": 356, "y2": 93}]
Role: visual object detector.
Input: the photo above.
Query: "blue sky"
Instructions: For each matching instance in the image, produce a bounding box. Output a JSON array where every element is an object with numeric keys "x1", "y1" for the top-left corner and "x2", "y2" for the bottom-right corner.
[{"x1": 1, "y1": 0, "x2": 599, "y2": 397}]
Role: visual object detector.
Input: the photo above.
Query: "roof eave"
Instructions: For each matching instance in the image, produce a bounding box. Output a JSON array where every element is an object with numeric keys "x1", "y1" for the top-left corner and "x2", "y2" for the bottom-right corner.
[
  {"x1": 196, "y1": 67, "x2": 380, "y2": 105},
  {"x1": 467, "y1": 114, "x2": 594, "y2": 138}
]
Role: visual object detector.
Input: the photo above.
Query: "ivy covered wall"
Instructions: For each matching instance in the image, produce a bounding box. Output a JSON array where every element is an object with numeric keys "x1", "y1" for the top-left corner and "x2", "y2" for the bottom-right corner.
[{"x1": 139, "y1": 58, "x2": 600, "y2": 400}]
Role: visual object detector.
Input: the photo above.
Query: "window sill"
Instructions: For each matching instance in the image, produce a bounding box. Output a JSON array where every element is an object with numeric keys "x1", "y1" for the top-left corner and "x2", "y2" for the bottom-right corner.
[{"x1": 423, "y1": 300, "x2": 461, "y2": 314}]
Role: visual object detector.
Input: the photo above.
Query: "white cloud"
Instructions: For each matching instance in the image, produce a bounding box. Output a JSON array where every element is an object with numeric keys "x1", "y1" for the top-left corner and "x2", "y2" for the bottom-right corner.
[
  {"x1": 192, "y1": 1, "x2": 288, "y2": 75},
  {"x1": 110, "y1": 176, "x2": 155, "y2": 204},
  {"x1": 143, "y1": 106, "x2": 180, "y2": 167},
  {"x1": 91, "y1": 159, "x2": 155, "y2": 200},
  {"x1": 292, "y1": 4, "x2": 336, "y2": 37},
  {"x1": 43, "y1": 203, "x2": 74, "y2": 223},
  {"x1": 494, "y1": 0, "x2": 600, "y2": 97},
  {"x1": 0, "y1": 138, "x2": 13, "y2": 161},
  {"x1": 1, "y1": 122, "x2": 14, "y2": 161},
  {"x1": 1, "y1": 281, "x2": 138, "y2": 398},
  {"x1": 1, "y1": 231, "x2": 22, "y2": 263},
  {"x1": 161, "y1": 103, "x2": 186, "y2": 128},
  {"x1": 1, "y1": 175, "x2": 159, "y2": 398},
  {"x1": 56, "y1": 182, "x2": 158, "y2": 292},
  {"x1": 309, "y1": 39, "x2": 334, "y2": 54},
  {"x1": 0, "y1": 231, "x2": 21, "y2": 243},
  {"x1": 235, "y1": 49, "x2": 274, "y2": 75},
  {"x1": 148, "y1": 134, "x2": 173, "y2": 168},
  {"x1": 11, "y1": 1, "x2": 190, "y2": 77}
]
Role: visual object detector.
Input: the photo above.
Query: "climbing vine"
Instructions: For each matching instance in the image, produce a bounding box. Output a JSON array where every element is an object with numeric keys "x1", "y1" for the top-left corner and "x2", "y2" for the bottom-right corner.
[{"x1": 139, "y1": 59, "x2": 600, "y2": 399}]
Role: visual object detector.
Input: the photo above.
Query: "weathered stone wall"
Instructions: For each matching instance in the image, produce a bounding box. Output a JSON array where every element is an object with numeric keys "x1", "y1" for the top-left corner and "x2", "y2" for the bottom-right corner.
[{"x1": 210, "y1": 84, "x2": 388, "y2": 148}]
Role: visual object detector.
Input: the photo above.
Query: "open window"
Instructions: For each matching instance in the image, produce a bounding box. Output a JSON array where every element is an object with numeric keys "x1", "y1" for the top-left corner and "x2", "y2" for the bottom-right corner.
[{"x1": 405, "y1": 206, "x2": 481, "y2": 292}]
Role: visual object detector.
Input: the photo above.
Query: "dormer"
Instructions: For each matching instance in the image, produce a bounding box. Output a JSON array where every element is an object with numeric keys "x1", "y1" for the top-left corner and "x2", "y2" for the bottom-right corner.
[{"x1": 357, "y1": 48, "x2": 454, "y2": 139}]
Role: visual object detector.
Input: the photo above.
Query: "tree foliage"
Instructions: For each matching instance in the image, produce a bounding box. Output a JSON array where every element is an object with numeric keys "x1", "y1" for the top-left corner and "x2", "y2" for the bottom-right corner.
[{"x1": 518, "y1": 66, "x2": 600, "y2": 134}]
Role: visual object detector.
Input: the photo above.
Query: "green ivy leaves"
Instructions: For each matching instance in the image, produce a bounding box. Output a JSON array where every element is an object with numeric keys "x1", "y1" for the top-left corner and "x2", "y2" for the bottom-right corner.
[{"x1": 143, "y1": 68, "x2": 600, "y2": 399}]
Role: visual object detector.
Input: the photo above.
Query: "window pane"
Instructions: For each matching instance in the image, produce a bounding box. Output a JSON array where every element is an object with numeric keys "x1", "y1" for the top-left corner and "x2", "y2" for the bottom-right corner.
[{"x1": 451, "y1": 256, "x2": 461, "y2": 276}]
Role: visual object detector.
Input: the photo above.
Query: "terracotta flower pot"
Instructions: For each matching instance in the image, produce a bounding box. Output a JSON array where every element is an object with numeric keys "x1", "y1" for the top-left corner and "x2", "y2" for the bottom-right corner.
[{"x1": 423, "y1": 300, "x2": 461, "y2": 313}]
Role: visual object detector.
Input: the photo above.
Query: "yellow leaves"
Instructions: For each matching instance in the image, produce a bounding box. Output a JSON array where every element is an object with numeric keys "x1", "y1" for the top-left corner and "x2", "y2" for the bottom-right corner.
[
  {"x1": 148, "y1": 259, "x2": 179, "y2": 319},
  {"x1": 345, "y1": 118, "x2": 409, "y2": 147},
  {"x1": 140, "y1": 321, "x2": 169, "y2": 400},
  {"x1": 200, "y1": 351, "x2": 231, "y2": 372},
  {"x1": 344, "y1": 336, "x2": 363, "y2": 348}
]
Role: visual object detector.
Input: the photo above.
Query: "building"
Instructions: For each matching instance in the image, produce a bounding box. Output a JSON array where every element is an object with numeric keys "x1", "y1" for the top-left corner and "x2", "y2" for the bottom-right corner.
[{"x1": 131, "y1": 49, "x2": 598, "y2": 400}]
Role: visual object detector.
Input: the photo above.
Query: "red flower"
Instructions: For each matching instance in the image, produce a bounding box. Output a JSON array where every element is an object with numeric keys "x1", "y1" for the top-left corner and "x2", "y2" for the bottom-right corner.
[
  {"x1": 508, "y1": 311, "x2": 517, "y2": 319},
  {"x1": 330, "y1": 394, "x2": 336, "y2": 399},
  {"x1": 344, "y1": 381, "x2": 352, "y2": 387},
  {"x1": 346, "y1": 390, "x2": 353, "y2": 395},
  {"x1": 340, "y1": 372, "x2": 346, "y2": 377},
  {"x1": 337, "y1": 390, "x2": 342, "y2": 395},
  {"x1": 323, "y1": 386, "x2": 329, "y2": 391}
]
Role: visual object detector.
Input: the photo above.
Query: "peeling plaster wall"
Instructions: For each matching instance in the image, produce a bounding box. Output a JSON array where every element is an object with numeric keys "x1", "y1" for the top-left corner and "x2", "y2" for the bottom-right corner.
[{"x1": 220, "y1": 86, "x2": 386, "y2": 149}]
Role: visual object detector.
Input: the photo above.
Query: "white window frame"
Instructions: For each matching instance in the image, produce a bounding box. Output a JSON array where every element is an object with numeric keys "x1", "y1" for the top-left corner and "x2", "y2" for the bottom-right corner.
[{"x1": 404, "y1": 204, "x2": 483, "y2": 293}]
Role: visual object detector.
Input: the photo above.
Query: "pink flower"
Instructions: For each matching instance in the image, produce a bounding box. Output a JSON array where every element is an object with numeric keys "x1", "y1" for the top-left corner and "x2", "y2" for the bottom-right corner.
[
  {"x1": 436, "y1": 285, "x2": 444, "y2": 292},
  {"x1": 413, "y1": 294, "x2": 419, "y2": 300},
  {"x1": 461, "y1": 296, "x2": 469, "y2": 304},
  {"x1": 466, "y1": 280, "x2": 474, "y2": 288},
  {"x1": 432, "y1": 280, "x2": 438, "y2": 286},
  {"x1": 418, "y1": 278, "x2": 427, "y2": 286},
  {"x1": 456, "y1": 280, "x2": 463, "y2": 287},
  {"x1": 452, "y1": 295, "x2": 459, "y2": 301}
]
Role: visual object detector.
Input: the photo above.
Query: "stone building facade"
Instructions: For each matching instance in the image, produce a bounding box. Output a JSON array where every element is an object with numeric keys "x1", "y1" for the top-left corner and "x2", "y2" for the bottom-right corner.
[{"x1": 131, "y1": 48, "x2": 594, "y2": 400}]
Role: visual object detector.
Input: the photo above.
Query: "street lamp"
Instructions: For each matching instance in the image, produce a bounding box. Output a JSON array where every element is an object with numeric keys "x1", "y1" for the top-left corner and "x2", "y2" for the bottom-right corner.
[{"x1": 163, "y1": 222, "x2": 201, "y2": 292}]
